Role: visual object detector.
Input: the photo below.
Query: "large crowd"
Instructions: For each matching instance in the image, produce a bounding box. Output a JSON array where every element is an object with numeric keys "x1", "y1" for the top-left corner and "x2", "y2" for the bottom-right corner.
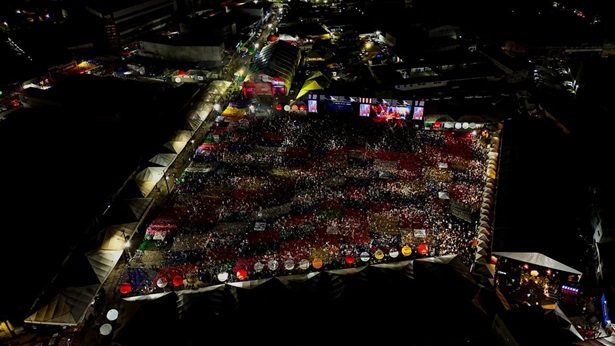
[{"x1": 120, "y1": 112, "x2": 493, "y2": 295}]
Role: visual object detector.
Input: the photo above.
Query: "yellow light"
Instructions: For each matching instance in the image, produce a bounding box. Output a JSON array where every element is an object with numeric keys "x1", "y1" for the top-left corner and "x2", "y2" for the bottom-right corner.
[{"x1": 530, "y1": 270, "x2": 539, "y2": 277}]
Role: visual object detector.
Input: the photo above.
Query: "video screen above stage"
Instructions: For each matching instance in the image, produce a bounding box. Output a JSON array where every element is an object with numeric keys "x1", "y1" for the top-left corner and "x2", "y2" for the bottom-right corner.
[
  {"x1": 314, "y1": 94, "x2": 425, "y2": 120},
  {"x1": 413, "y1": 100, "x2": 425, "y2": 120}
]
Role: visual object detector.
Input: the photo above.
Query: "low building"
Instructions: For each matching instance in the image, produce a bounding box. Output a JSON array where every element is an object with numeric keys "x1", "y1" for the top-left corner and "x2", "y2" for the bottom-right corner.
[
  {"x1": 86, "y1": 0, "x2": 176, "y2": 50},
  {"x1": 138, "y1": 34, "x2": 224, "y2": 65},
  {"x1": 247, "y1": 40, "x2": 301, "y2": 96}
]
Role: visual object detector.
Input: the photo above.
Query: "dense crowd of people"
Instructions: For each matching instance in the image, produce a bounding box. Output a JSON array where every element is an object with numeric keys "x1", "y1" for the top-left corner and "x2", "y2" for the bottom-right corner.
[{"x1": 121, "y1": 112, "x2": 493, "y2": 295}]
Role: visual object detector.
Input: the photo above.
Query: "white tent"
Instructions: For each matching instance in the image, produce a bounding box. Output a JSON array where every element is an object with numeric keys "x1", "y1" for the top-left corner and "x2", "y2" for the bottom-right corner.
[
  {"x1": 171, "y1": 130, "x2": 193, "y2": 143},
  {"x1": 25, "y1": 285, "x2": 98, "y2": 326},
  {"x1": 124, "y1": 199, "x2": 150, "y2": 221},
  {"x1": 100, "y1": 223, "x2": 137, "y2": 250},
  {"x1": 184, "y1": 117, "x2": 203, "y2": 132},
  {"x1": 134, "y1": 167, "x2": 166, "y2": 197},
  {"x1": 148, "y1": 153, "x2": 177, "y2": 167},
  {"x1": 86, "y1": 250, "x2": 123, "y2": 284},
  {"x1": 492, "y1": 252, "x2": 582, "y2": 275},
  {"x1": 163, "y1": 141, "x2": 187, "y2": 154}
]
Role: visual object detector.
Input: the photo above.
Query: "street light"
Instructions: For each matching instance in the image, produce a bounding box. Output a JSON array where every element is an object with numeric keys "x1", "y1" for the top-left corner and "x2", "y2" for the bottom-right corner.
[
  {"x1": 164, "y1": 175, "x2": 170, "y2": 193},
  {"x1": 213, "y1": 103, "x2": 221, "y2": 112}
]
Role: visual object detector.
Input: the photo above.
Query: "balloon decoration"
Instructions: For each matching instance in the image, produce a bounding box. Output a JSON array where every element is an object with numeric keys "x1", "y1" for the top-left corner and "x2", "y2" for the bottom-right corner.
[
  {"x1": 106, "y1": 309, "x2": 119, "y2": 322},
  {"x1": 236, "y1": 269, "x2": 248, "y2": 280},
  {"x1": 268, "y1": 259, "x2": 279, "y2": 271},
  {"x1": 312, "y1": 258, "x2": 323, "y2": 269},
  {"x1": 374, "y1": 249, "x2": 385, "y2": 260},
  {"x1": 360, "y1": 252, "x2": 370, "y2": 262},
  {"x1": 418, "y1": 243, "x2": 429, "y2": 255},
  {"x1": 401, "y1": 245, "x2": 412, "y2": 257},
  {"x1": 299, "y1": 259, "x2": 310, "y2": 270},
  {"x1": 156, "y1": 277, "x2": 168, "y2": 288},
  {"x1": 172, "y1": 275, "x2": 183, "y2": 287},
  {"x1": 99, "y1": 323, "x2": 113, "y2": 336},
  {"x1": 254, "y1": 262, "x2": 264, "y2": 272},
  {"x1": 284, "y1": 259, "x2": 295, "y2": 270},
  {"x1": 345, "y1": 256, "x2": 355, "y2": 265},
  {"x1": 118, "y1": 282, "x2": 132, "y2": 294},
  {"x1": 389, "y1": 249, "x2": 399, "y2": 258},
  {"x1": 217, "y1": 272, "x2": 229, "y2": 282}
]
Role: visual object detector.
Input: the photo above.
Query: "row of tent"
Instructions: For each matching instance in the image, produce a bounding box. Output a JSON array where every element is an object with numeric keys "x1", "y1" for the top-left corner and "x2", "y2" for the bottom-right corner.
[
  {"x1": 132, "y1": 80, "x2": 231, "y2": 198},
  {"x1": 25, "y1": 199, "x2": 152, "y2": 326},
  {"x1": 25, "y1": 80, "x2": 232, "y2": 327},
  {"x1": 472, "y1": 130, "x2": 501, "y2": 285}
]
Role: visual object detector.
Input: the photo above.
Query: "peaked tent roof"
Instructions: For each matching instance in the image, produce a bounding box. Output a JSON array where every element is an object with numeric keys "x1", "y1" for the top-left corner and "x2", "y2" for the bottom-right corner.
[
  {"x1": 134, "y1": 167, "x2": 166, "y2": 197},
  {"x1": 25, "y1": 285, "x2": 98, "y2": 326},
  {"x1": 99, "y1": 223, "x2": 138, "y2": 250},
  {"x1": 296, "y1": 79, "x2": 325, "y2": 99},
  {"x1": 171, "y1": 130, "x2": 193, "y2": 143},
  {"x1": 184, "y1": 117, "x2": 203, "y2": 132},
  {"x1": 148, "y1": 153, "x2": 177, "y2": 167},
  {"x1": 306, "y1": 70, "x2": 325, "y2": 81},
  {"x1": 163, "y1": 141, "x2": 187, "y2": 154},
  {"x1": 251, "y1": 40, "x2": 301, "y2": 91},
  {"x1": 86, "y1": 250, "x2": 123, "y2": 284},
  {"x1": 492, "y1": 252, "x2": 582, "y2": 275}
]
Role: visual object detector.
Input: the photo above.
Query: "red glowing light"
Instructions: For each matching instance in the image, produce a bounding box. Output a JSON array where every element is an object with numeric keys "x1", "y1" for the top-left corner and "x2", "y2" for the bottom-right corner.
[
  {"x1": 119, "y1": 282, "x2": 132, "y2": 294},
  {"x1": 418, "y1": 243, "x2": 429, "y2": 255},
  {"x1": 172, "y1": 275, "x2": 183, "y2": 287},
  {"x1": 236, "y1": 269, "x2": 248, "y2": 280}
]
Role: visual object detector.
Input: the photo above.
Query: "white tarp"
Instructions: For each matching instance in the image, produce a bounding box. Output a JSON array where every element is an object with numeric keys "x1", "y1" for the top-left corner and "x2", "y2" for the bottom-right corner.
[
  {"x1": 163, "y1": 140, "x2": 187, "y2": 154},
  {"x1": 148, "y1": 153, "x2": 177, "y2": 167},
  {"x1": 185, "y1": 117, "x2": 203, "y2": 131},
  {"x1": 134, "y1": 167, "x2": 166, "y2": 197},
  {"x1": 171, "y1": 130, "x2": 193, "y2": 143},
  {"x1": 100, "y1": 223, "x2": 136, "y2": 251},
  {"x1": 86, "y1": 250, "x2": 123, "y2": 284},
  {"x1": 25, "y1": 285, "x2": 99, "y2": 326},
  {"x1": 124, "y1": 198, "x2": 151, "y2": 221},
  {"x1": 492, "y1": 252, "x2": 582, "y2": 275}
]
